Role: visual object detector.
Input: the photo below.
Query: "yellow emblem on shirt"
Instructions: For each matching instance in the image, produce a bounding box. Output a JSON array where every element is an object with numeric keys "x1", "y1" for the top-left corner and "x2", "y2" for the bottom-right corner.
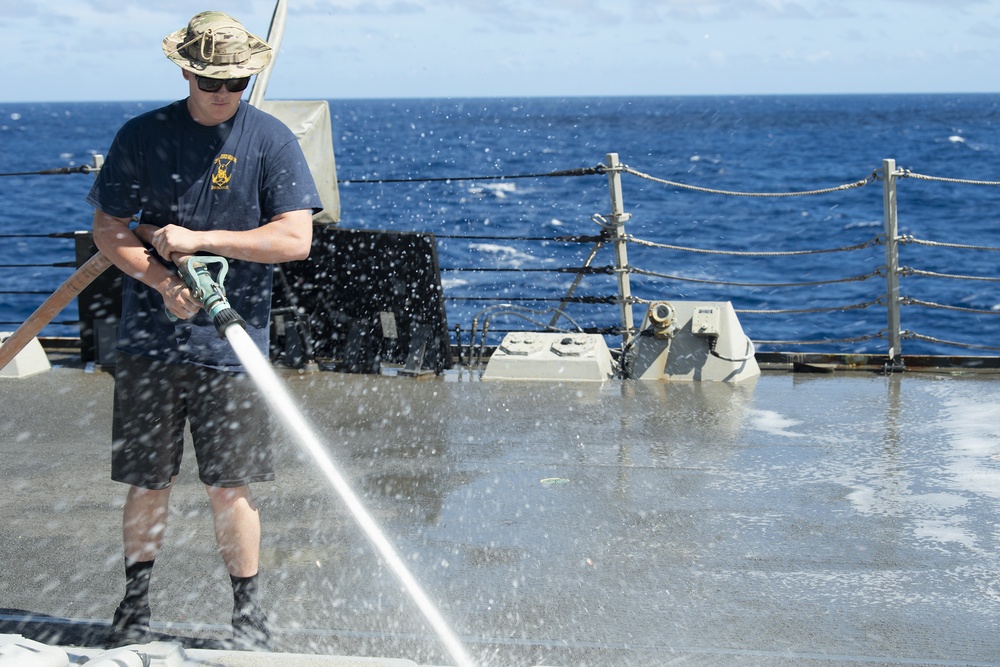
[{"x1": 212, "y1": 154, "x2": 237, "y2": 190}]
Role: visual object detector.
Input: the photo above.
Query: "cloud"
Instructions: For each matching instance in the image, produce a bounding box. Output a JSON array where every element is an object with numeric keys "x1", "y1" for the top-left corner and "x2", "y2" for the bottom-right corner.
[
  {"x1": 294, "y1": 0, "x2": 426, "y2": 15},
  {"x1": 969, "y1": 21, "x2": 1000, "y2": 38}
]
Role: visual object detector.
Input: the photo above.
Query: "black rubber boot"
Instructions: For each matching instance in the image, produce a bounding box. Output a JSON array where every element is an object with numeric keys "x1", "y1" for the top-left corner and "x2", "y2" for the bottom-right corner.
[
  {"x1": 105, "y1": 601, "x2": 151, "y2": 648},
  {"x1": 231, "y1": 602, "x2": 273, "y2": 651}
]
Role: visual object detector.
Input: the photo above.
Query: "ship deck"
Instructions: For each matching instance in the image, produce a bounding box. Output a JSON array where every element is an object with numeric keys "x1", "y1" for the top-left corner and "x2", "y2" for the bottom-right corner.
[{"x1": 2, "y1": 356, "x2": 999, "y2": 666}]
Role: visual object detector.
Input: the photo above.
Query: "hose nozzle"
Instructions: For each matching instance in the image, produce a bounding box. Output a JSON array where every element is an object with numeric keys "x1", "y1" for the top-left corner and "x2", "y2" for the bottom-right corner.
[{"x1": 175, "y1": 256, "x2": 246, "y2": 337}]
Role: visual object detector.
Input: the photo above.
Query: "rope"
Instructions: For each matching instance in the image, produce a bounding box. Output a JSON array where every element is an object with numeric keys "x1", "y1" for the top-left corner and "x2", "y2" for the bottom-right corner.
[
  {"x1": 441, "y1": 266, "x2": 614, "y2": 275},
  {"x1": 736, "y1": 300, "x2": 881, "y2": 315},
  {"x1": 626, "y1": 235, "x2": 880, "y2": 257},
  {"x1": 904, "y1": 331, "x2": 1000, "y2": 351},
  {"x1": 0, "y1": 319, "x2": 81, "y2": 327},
  {"x1": 619, "y1": 165, "x2": 878, "y2": 197},
  {"x1": 753, "y1": 333, "x2": 884, "y2": 346},
  {"x1": 339, "y1": 165, "x2": 604, "y2": 185},
  {"x1": 901, "y1": 170, "x2": 1000, "y2": 186},
  {"x1": 437, "y1": 234, "x2": 603, "y2": 243},
  {"x1": 902, "y1": 297, "x2": 1000, "y2": 315},
  {"x1": 902, "y1": 236, "x2": 1000, "y2": 252},
  {"x1": 902, "y1": 267, "x2": 1000, "y2": 282},
  {"x1": 0, "y1": 165, "x2": 96, "y2": 177},
  {"x1": 628, "y1": 297, "x2": 880, "y2": 315},
  {"x1": 629, "y1": 266, "x2": 881, "y2": 288},
  {"x1": 448, "y1": 295, "x2": 617, "y2": 304},
  {"x1": 0, "y1": 234, "x2": 74, "y2": 239}
]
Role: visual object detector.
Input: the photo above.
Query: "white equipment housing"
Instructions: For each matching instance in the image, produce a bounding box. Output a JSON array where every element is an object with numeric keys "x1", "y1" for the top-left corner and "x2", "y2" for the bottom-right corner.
[
  {"x1": 483, "y1": 332, "x2": 614, "y2": 382},
  {"x1": 0, "y1": 333, "x2": 50, "y2": 378},
  {"x1": 630, "y1": 301, "x2": 759, "y2": 383},
  {"x1": 258, "y1": 100, "x2": 340, "y2": 224}
]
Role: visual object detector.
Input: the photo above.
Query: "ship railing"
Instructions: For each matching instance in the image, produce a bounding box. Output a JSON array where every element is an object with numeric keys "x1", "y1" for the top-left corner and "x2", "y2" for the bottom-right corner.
[
  {"x1": 598, "y1": 153, "x2": 1000, "y2": 370},
  {"x1": 4, "y1": 153, "x2": 1000, "y2": 371}
]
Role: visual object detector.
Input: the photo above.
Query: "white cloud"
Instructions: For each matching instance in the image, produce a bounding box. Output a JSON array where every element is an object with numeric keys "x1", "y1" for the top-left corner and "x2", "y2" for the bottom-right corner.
[{"x1": 4, "y1": 0, "x2": 1000, "y2": 101}]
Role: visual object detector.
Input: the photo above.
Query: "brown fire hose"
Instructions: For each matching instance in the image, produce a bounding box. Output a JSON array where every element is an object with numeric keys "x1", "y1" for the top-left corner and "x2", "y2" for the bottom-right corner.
[{"x1": 0, "y1": 251, "x2": 112, "y2": 371}]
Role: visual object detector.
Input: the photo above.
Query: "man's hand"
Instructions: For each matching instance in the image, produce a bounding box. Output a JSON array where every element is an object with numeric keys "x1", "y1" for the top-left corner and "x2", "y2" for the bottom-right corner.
[
  {"x1": 151, "y1": 224, "x2": 203, "y2": 263},
  {"x1": 158, "y1": 272, "x2": 201, "y2": 320}
]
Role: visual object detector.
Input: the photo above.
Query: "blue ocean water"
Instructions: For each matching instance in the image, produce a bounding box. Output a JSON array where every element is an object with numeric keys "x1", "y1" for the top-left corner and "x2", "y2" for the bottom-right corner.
[{"x1": 3, "y1": 94, "x2": 1000, "y2": 356}]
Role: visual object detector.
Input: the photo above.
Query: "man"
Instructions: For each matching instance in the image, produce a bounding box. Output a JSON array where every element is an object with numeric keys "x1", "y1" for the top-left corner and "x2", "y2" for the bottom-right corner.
[{"x1": 88, "y1": 11, "x2": 322, "y2": 651}]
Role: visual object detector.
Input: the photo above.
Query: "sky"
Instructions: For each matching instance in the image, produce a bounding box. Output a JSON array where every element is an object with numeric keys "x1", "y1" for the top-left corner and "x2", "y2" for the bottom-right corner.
[{"x1": 4, "y1": 0, "x2": 1000, "y2": 102}]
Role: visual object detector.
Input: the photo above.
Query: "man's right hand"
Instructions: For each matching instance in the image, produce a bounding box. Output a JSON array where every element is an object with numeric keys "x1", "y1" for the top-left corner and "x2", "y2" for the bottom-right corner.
[{"x1": 159, "y1": 273, "x2": 201, "y2": 320}]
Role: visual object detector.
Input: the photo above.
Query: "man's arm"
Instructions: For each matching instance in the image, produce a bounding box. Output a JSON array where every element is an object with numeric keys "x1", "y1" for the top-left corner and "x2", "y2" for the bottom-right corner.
[
  {"x1": 92, "y1": 210, "x2": 201, "y2": 320},
  {"x1": 149, "y1": 209, "x2": 313, "y2": 265}
]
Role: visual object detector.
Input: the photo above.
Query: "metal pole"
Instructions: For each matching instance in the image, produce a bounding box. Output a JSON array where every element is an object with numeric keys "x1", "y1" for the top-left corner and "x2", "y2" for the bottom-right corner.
[
  {"x1": 881, "y1": 158, "x2": 903, "y2": 369},
  {"x1": 248, "y1": 0, "x2": 288, "y2": 108},
  {"x1": 547, "y1": 239, "x2": 605, "y2": 329},
  {"x1": 605, "y1": 153, "x2": 635, "y2": 352}
]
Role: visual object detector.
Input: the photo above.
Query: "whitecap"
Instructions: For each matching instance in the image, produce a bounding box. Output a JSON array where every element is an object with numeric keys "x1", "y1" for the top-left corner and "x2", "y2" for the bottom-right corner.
[
  {"x1": 468, "y1": 182, "x2": 517, "y2": 199},
  {"x1": 469, "y1": 243, "x2": 520, "y2": 256},
  {"x1": 468, "y1": 243, "x2": 534, "y2": 266},
  {"x1": 949, "y1": 135, "x2": 966, "y2": 143},
  {"x1": 843, "y1": 220, "x2": 881, "y2": 230}
]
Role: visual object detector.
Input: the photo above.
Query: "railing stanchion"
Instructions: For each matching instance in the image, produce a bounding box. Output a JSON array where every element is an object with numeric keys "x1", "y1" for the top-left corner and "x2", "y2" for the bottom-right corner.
[
  {"x1": 882, "y1": 158, "x2": 904, "y2": 369},
  {"x1": 604, "y1": 153, "x2": 635, "y2": 359}
]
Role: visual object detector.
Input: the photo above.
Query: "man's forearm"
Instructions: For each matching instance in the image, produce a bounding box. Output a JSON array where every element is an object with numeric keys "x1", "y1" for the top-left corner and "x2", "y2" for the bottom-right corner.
[
  {"x1": 149, "y1": 210, "x2": 313, "y2": 265},
  {"x1": 93, "y1": 212, "x2": 177, "y2": 291}
]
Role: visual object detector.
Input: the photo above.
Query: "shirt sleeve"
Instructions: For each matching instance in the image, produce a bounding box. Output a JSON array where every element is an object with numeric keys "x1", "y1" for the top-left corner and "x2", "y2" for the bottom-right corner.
[
  {"x1": 258, "y1": 123, "x2": 323, "y2": 220},
  {"x1": 86, "y1": 122, "x2": 143, "y2": 219}
]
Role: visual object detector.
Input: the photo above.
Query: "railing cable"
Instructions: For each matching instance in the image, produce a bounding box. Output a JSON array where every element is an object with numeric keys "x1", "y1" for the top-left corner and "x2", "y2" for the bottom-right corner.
[
  {"x1": 901, "y1": 267, "x2": 1000, "y2": 282},
  {"x1": 902, "y1": 297, "x2": 1000, "y2": 315},
  {"x1": 901, "y1": 170, "x2": 1000, "y2": 186},
  {"x1": 627, "y1": 235, "x2": 880, "y2": 256},
  {"x1": 620, "y1": 165, "x2": 878, "y2": 197},
  {"x1": 0, "y1": 164, "x2": 97, "y2": 177},
  {"x1": 903, "y1": 235, "x2": 1000, "y2": 252},
  {"x1": 438, "y1": 233, "x2": 602, "y2": 243},
  {"x1": 339, "y1": 165, "x2": 605, "y2": 185},
  {"x1": 737, "y1": 300, "x2": 881, "y2": 315},
  {"x1": 905, "y1": 331, "x2": 1000, "y2": 351},
  {"x1": 753, "y1": 333, "x2": 884, "y2": 346},
  {"x1": 628, "y1": 296, "x2": 880, "y2": 315},
  {"x1": 629, "y1": 266, "x2": 882, "y2": 288}
]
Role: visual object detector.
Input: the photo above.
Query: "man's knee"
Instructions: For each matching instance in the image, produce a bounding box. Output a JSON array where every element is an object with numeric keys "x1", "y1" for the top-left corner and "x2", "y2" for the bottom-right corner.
[{"x1": 205, "y1": 484, "x2": 257, "y2": 512}]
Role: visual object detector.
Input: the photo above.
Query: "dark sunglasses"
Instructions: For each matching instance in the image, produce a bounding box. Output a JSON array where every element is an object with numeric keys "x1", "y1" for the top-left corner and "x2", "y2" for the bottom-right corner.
[{"x1": 195, "y1": 75, "x2": 251, "y2": 93}]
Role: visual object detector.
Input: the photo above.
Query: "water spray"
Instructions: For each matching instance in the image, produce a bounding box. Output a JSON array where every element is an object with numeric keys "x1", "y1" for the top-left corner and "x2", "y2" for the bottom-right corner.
[{"x1": 177, "y1": 256, "x2": 477, "y2": 667}]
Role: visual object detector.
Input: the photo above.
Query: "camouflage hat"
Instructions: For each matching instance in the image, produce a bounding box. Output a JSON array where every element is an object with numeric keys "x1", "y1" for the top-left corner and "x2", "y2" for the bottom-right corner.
[{"x1": 162, "y1": 11, "x2": 272, "y2": 78}]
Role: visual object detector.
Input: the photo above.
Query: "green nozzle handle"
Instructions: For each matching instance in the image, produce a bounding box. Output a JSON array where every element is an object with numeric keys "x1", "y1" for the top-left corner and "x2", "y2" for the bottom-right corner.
[{"x1": 168, "y1": 256, "x2": 246, "y2": 337}]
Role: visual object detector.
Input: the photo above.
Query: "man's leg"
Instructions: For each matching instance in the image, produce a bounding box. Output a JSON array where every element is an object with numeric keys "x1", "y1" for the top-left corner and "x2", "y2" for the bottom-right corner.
[
  {"x1": 206, "y1": 484, "x2": 271, "y2": 650},
  {"x1": 205, "y1": 484, "x2": 260, "y2": 577},
  {"x1": 107, "y1": 482, "x2": 174, "y2": 648},
  {"x1": 124, "y1": 482, "x2": 174, "y2": 562}
]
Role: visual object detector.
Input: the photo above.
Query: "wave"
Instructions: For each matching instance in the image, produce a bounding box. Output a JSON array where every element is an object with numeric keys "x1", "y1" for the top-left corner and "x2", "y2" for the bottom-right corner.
[{"x1": 468, "y1": 182, "x2": 518, "y2": 199}]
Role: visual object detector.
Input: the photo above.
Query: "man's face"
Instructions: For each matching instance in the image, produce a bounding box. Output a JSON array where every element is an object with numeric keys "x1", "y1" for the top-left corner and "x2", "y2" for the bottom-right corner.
[{"x1": 182, "y1": 70, "x2": 243, "y2": 126}]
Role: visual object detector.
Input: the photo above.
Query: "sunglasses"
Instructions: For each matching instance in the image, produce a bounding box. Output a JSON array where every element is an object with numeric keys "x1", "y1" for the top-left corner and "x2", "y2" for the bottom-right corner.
[{"x1": 195, "y1": 75, "x2": 251, "y2": 93}]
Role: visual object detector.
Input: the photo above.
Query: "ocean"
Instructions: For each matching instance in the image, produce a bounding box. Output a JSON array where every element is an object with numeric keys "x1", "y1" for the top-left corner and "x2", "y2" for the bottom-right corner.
[{"x1": 3, "y1": 94, "x2": 1000, "y2": 356}]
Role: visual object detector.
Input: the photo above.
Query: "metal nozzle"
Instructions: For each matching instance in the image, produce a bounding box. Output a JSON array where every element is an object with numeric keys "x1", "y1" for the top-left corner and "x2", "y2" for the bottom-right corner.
[{"x1": 176, "y1": 256, "x2": 246, "y2": 337}]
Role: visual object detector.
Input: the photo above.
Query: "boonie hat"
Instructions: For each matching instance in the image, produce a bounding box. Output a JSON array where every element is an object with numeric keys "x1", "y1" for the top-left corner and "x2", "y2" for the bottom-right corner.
[{"x1": 162, "y1": 11, "x2": 272, "y2": 78}]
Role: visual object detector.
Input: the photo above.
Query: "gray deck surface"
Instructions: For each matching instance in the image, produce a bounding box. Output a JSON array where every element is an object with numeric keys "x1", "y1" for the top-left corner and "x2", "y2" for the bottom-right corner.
[{"x1": 1, "y1": 361, "x2": 999, "y2": 666}]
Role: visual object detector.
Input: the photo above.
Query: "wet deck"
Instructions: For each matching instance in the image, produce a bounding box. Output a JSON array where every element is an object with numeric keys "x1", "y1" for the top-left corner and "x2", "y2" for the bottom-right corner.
[{"x1": 1, "y1": 359, "x2": 999, "y2": 666}]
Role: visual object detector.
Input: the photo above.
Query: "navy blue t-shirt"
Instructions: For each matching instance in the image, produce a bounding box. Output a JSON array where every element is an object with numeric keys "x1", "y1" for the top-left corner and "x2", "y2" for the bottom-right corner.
[{"x1": 87, "y1": 99, "x2": 321, "y2": 370}]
